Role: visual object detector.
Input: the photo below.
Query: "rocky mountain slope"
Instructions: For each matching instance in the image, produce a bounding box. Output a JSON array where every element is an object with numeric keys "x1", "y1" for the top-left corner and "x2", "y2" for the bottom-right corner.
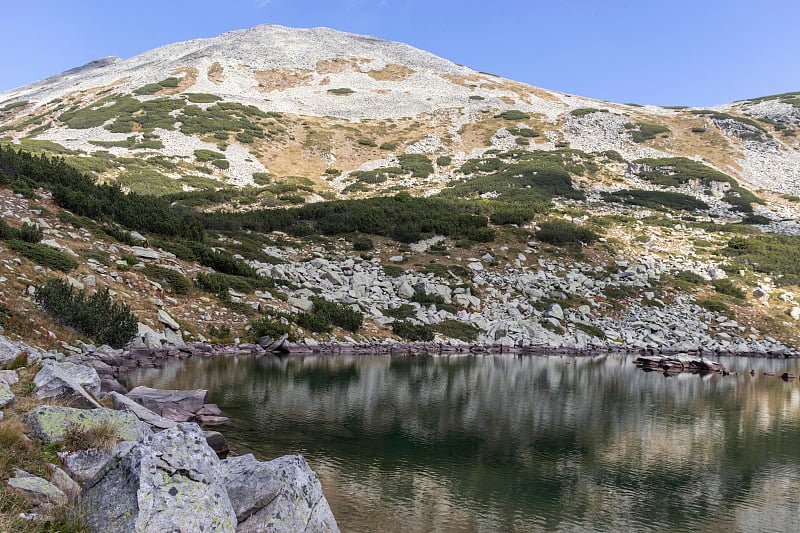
[{"x1": 0, "y1": 24, "x2": 799, "y2": 356}]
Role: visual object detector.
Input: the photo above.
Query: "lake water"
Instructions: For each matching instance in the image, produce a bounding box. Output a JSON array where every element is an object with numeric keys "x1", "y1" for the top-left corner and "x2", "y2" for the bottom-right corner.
[{"x1": 126, "y1": 353, "x2": 800, "y2": 532}]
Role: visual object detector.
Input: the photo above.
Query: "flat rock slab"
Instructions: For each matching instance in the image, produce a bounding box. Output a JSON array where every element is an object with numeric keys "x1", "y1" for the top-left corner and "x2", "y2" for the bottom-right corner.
[
  {"x1": 7, "y1": 474, "x2": 67, "y2": 509},
  {"x1": 33, "y1": 361, "x2": 102, "y2": 408},
  {"x1": 23, "y1": 405, "x2": 140, "y2": 444},
  {"x1": 126, "y1": 386, "x2": 207, "y2": 418},
  {"x1": 221, "y1": 454, "x2": 339, "y2": 533},
  {"x1": 80, "y1": 423, "x2": 237, "y2": 533}
]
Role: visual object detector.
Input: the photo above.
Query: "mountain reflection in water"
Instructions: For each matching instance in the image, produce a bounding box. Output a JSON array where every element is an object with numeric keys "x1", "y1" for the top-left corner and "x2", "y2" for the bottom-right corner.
[{"x1": 127, "y1": 353, "x2": 800, "y2": 533}]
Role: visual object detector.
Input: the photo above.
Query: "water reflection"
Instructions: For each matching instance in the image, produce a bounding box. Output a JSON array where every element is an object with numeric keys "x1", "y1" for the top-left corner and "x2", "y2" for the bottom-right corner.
[{"x1": 127, "y1": 354, "x2": 800, "y2": 533}]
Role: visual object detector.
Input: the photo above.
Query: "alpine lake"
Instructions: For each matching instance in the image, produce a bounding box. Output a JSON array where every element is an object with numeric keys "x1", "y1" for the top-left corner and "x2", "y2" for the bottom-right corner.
[{"x1": 126, "y1": 353, "x2": 800, "y2": 532}]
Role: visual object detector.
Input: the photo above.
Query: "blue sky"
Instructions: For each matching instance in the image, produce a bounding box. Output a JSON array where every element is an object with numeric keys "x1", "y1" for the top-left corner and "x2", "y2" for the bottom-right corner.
[{"x1": 2, "y1": 0, "x2": 798, "y2": 106}]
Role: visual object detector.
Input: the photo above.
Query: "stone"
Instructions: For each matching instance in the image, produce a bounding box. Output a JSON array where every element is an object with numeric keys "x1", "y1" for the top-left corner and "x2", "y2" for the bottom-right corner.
[
  {"x1": 131, "y1": 246, "x2": 160, "y2": 261},
  {"x1": 110, "y1": 391, "x2": 177, "y2": 431},
  {"x1": 126, "y1": 386, "x2": 207, "y2": 418},
  {"x1": 7, "y1": 473, "x2": 67, "y2": 510},
  {"x1": 48, "y1": 463, "x2": 81, "y2": 499},
  {"x1": 388, "y1": 255, "x2": 404, "y2": 263},
  {"x1": 157, "y1": 310, "x2": 180, "y2": 330},
  {"x1": 197, "y1": 404, "x2": 223, "y2": 416},
  {"x1": 23, "y1": 405, "x2": 140, "y2": 444},
  {"x1": 80, "y1": 423, "x2": 237, "y2": 533},
  {"x1": 60, "y1": 445, "x2": 133, "y2": 484},
  {"x1": 288, "y1": 297, "x2": 314, "y2": 312},
  {"x1": 203, "y1": 430, "x2": 230, "y2": 459},
  {"x1": 220, "y1": 453, "x2": 339, "y2": 533},
  {"x1": 196, "y1": 415, "x2": 231, "y2": 426},
  {"x1": 544, "y1": 303, "x2": 564, "y2": 320},
  {"x1": 790, "y1": 307, "x2": 800, "y2": 320},
  {"x1": 0, "y1": 380, "x2": 14, "y2": 408},
  {"x1": 33, "y1": 361, "x2": 102, "y2": 408},
  {"x1": 164, "y1": 327, "x2": 184, "y2": 346}
]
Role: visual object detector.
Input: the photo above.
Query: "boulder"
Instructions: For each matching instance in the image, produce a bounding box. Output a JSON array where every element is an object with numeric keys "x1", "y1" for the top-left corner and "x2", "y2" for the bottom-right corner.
[
  {"x1": 60, "y1": 445, "x2": 134, "y2": 484},
  {"x1": 0, "y1": 380, "x2": 14, "y2": 408},
  {"x1": 288, "y1": 297, "x2": 314, "y2": 312},
  {"x1": 203, "y1": 430, "x2": 230, "y2": 459},
  {"x1": 48, "y1": 463, "x2": 81, "y2": 499},
  {"x1": 7, "y1": 473, "x2": 67, "y2": 510},
  {"x1": 80, "y1": 423, "x2": 237, "y2": 533},
  {"x1": 33, "y1": 361, "x2": 102, "y2": 408},
  {"x1": 220, "y1": 454, "x2": 339, "y2": 533},
  {"x1": 23, "y1": 405, "x2": 140, "y2": 444},
  {"x1": 0, "y1": 369, "x2": 19, "y2": 385},
  {"x1": 110, "y1": 391, "x2": 177, "y2": 431},
  {"x1": 126, "y1": 386, "x2": 207, "y2": 419},
  {"x1": 157, "y1": 310, "x2": 180, "y2": 330}
]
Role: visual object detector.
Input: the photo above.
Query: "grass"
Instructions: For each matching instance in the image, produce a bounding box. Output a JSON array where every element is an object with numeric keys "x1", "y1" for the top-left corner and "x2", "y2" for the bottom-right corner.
[
  {"x1": 60, "y1": 420, "x2": 121, "y2": 453},
  {"x1": 625, "y1": 122, "x2": 670, "y2": 143}
]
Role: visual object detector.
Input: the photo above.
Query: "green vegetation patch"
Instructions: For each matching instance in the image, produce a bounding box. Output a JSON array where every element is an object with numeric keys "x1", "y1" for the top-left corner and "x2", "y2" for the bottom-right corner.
[
  {"x1": 392, "y1": 320, "x2": 434, "y2": 341},
  {"x1": 35, "y1": 278, "x2": 137, "y2": 348},
  {"x1": 722, "y1": 234, "x2": 800, "y2": 286},
  {"x1": 569, "y1": 108, "x2": 605, "y2": 117},
  {"x1": 631, "y1": 157, "x2": 760, "y2": 212},
  {"x1": 327, "y1": 88, "x2": 355, "y2": 95},
  {"x1": 184, "y1": 93, "x2": 222, "y2": 103},
  {"x1": 142, "y1": 264, "x2": 191, "y2": 294},
  {"x1": 495, "y1": 110, "x2": 529, "y2": 120},
  {"x1": 624, "y1": 122, "x2": 670, "y2": 143},
  {"x1": 297, "y1": 297, "x2": 363, "y2": 333},
  {"x1": 397, "y1": 154, "x2": 433, "y2": 178},
  {"x1": 602, "y1": 189, "x2": 709, "y2": 211},
  {"x1": 535, "y1": 219, "x2": 599, "y2": 246}
]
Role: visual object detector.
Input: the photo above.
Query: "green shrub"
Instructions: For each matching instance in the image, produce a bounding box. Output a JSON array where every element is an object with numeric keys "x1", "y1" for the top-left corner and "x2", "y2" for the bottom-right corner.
[
  {"x1": 625, "y1": 122, "x2": 670, "y2": 142},
  {"x1": 468, "y1": 95, "x2": 485, "y2": 100},
  {"x1": 327, "y1": 88, "x2": 354, "y2": 95},
  {"x1": 142, "y1": 265, "x2": 191, "y2": 294},
  {"x1": 194, "y1": 149, "x2": 225, "y2": 162},
  {"x1": 569, "y1": 108, "x2": 604, "y2": 117},
  {"x1": 185, "y1": 93, "x2": 221, "y2": 103},
  {"x1": 398, "y1": 154, "x2": 433, "y2": 178},
  {"x1": 249, "y1": 317, "x2": 294, "y2": 341},
  {"x1": 7, "y1": 240, "x2": 78, "y2": 271},
  {"x1": 575, "y1": 322, "x2": 607, "y2": 340},
  {"x1": 712, "y1": 279, "x2": 746, "y2": 299},
  {"x1": 436, "y1": 155, "x2": 452, "y2": 166},
  {"x1": 535, "y1": 220, "x2": 599, "y2": 246},
  {"x1": 35, "y1": 278, "x2": 138, "y2": 348},
  {"x1": 379, "y1": 142, "x2": 398, "y2": 150},
  {"x1": 357, "y1": 139, "x2": 377, "y2": 147},
  {"x1": 384, "y1": 304, "x2": 416, "y2": 320},
  {"x1": 297, "y1": 297, "x2": 363, "y2": 333},
  {"x1": 602, "y1": 189, "x2": 708, "y2": 211},
  {"x1": 432, "y1": 320, "x2": 479, "y2": 341},
  {"x1": 15, "y1": 222, "x2": 43, "y2": 243},
  {"x1": 489, "y1": 206, "x2": 537, "y2": 225},
  {"x1": 722, "y1": 234, "x2": 800, "y2": 285},
  {"x1": 352, "y1": 235, "x2": 374, "y2": 251},
  {"x1": 674, "y1": 270, "x2": 705, "y2": 284},
  {"x1": 392, "y1": 321, "x2": 435, "y2": 341},
  {"x1": 697, "y1": 298, "x2": 730, "y2": 313},
  {"x1": 495, "y1": 110, "x2": 529, "y2": 120}
]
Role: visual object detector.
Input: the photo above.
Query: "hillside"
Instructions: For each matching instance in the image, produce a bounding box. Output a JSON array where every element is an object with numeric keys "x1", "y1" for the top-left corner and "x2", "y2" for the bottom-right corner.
[{"x1": 0, "y1": 25, "x2": 799, "y2": 355}]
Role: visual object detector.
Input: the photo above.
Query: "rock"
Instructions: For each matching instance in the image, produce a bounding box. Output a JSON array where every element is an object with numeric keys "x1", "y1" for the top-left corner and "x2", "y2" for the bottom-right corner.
[
  {"x1": 100, "y1": 377, "x2": 128, "y2": 394},
  {"x1": 790, "y1": 307, "x2": 800, "y2": 320},
  {"x1": 80, "y1": 423, "x2": 237, "y2": 533},
  {"x1": 48, "y1": 463, "x2": 81, "y2": 499},
  {"x1": 203, "y1": 430, "x2": 230, "y2": 459},
  {"x1": 220, "y1": 453, "x2": 339, "y2": 533},
  {"x1": 197, "y1": 404, "x2": 223, "y2": 416},
  {"x1": 163, "y1": 327, "x2": 185, "y2": 346},
  {"x1": 7, "y1": 473, "x2": 67, "y2": 510},
  {"x1": 0, "y1": 380, "x2": 14, "y2": 408},
  {"x1": 23, "y1": 405, "x2": 140, "y2": 444},
  {"x1": 288, "y1": 297, "x2": 314, "y2": 312},
  {"x1": 196, "y1": 415, "x2": 231, "y2": 426},
  {"x1": 60, "y1": 445, "x2": 134, "y2": 484},
  {"x1": 33, "y1": 361, "x2": 102, "y2": 408},
  {"x1": 388, "y1": 255, "x2": 404, "y2": 263},
  {"x1": 157, "y1": 310, "x2": 180, "y2": 330},
  {"x1": 131, "y1": 246, "x2": 160, "y2": 261},
  {"x1": 126, "y1": 386, "x2": 207, "y2": 419},
  {"x1": 544, "y1": 303, "x2": 564, "y2": 320},
  {"x1": 110, "y1": 391, "x2": 177, "y2": 431},
  {"x1": 0, "y1": 369, "x2": 19, "y2": 385}
]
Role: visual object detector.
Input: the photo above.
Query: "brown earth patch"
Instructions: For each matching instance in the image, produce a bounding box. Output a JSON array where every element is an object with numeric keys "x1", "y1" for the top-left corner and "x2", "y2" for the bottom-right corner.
[
  {"x1": 315, "y1": 57, "x2": 372, "y2": 75},
  {"x1": 364, "y1": 64, "x2": 415, "y2": 82},
  {"x1": 208, "y1": 62, "x2": 224, "y2": 84},
  {"x1": 167, "y1": 68, "x2": 198, "y2": 94},
  {"x1": 255, "y1": 69, "x2": 314, "y2": 92}
]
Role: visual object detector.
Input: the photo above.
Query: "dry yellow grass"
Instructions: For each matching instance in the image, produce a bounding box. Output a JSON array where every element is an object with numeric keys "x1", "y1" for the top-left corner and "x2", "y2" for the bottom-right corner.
[
  {"x1": 207, "y1": 62, "x2": 224, "y2": 84},
  {"x1": 364, "y1": 64, "x2": 415, "y2": 82},
  {"x1": 254, "y1": 68, "x2": 314, "y2": 92}
]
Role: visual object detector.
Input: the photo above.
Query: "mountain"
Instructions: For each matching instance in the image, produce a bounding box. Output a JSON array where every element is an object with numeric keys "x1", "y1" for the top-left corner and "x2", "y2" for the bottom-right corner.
[{"x1": 0, "y1": 25, "x2": 799, "y2": 355}]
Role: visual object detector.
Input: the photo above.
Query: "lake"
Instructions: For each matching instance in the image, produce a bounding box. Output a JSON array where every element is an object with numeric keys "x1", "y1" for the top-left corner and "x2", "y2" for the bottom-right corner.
[{"x1": 126, "y1": 353, "x2": 800, "y2": 532}]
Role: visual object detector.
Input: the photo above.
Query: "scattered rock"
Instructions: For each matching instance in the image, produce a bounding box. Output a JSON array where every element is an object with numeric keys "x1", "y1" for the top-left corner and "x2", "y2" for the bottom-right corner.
[
  {"x1": 126, "y1": 386, "x2": 207, "y2": 421},
  {"x1": 156, "y1": 310, "x2": 180, "y2": 330},
  {"x1": 0, "y1": 380, "x2": 14, "y2": 408},
  {"x1": 7, "y1": 473, "x2": 67, "y2": 510}
]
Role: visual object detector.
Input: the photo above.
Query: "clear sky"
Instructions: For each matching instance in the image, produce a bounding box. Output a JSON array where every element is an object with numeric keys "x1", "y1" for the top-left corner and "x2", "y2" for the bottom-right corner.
[{"x1": 2, "y1": 0, "x2": 798, "y2": 106}]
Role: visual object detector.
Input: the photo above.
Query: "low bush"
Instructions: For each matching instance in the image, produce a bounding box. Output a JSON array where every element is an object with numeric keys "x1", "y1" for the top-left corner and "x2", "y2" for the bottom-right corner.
[
  {"x1": 35, "y1": 278, "x2": 138, "y2": 348},
  {"x1": 327, "y1": 88, "x2": 354, "y2": 95},
  {"x1": 352, "y1": 235, "x2": 374, "y2": 251},
  {"x1": 495, "y1": 110, "x2": 529, "y2": 120},
  {"x1": 7, "y1": 240, "x2": 78, "y2": 271},
  {"x1": 712, "y1": 279, "x2": 746, "y2": 299},
  {"x1": 575, "y1": 322, "x2": 607, "y2": 340},
  {"x1": 142, "y1": 265, "x2": 191, "y2": 294},
  {"x1": 397, "y1": 154, "x2": 433, "y2": 178},
  {"x1": 697, "y1": 298, "x2": 730, "y2": 313},
  {"x1": 432, "y1": 320, "x2": 480, "y2": 341},
  {"x1": 625, "y1": 122, "x2": 670, "y2": 143},
  {"x1": 392, "y1": 321, "x2": 435, "y2": 341},
  {"x1": 674, "y1": 270, "x2": 705, "y2": 284},
  {"x1": 249, "y1": 316, "x2": 294, "y2": 341},
  {"x1": 602, "y1": 189, "x2": 709, "y2": 211},
  {"x1": 535, "y1": 220, "x2": 599, "y2": 246},
  {"x1": 297, "y1": 297, "x2": 363, "y2": 333}
]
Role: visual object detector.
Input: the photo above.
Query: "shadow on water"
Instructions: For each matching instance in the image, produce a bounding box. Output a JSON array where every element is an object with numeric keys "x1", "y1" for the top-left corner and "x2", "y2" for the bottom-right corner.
[{"x1": 127, "y1": 353, "x2": 800, "y2": 533}]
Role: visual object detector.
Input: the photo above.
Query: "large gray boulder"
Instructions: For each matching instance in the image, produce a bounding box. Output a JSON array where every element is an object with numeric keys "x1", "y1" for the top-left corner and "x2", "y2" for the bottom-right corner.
[
  {"x1": 220, "y1": 454, "x2": 339, "y2": 533},
  {"x1": 81, "y1": 423, "x2": 237, "y2": 533},
  {"x1": 33, "y1": 361, "x2": 102, "y2": 408},
  {"x1": 126, "y1": 386, "x2": 207, "y2": 422},
  {"x1": 7, "y1": 472, "x2": 67, "y2": 510},
  {"x1": 23, "y1": 405, "x2": 140, "y2": 444}
]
